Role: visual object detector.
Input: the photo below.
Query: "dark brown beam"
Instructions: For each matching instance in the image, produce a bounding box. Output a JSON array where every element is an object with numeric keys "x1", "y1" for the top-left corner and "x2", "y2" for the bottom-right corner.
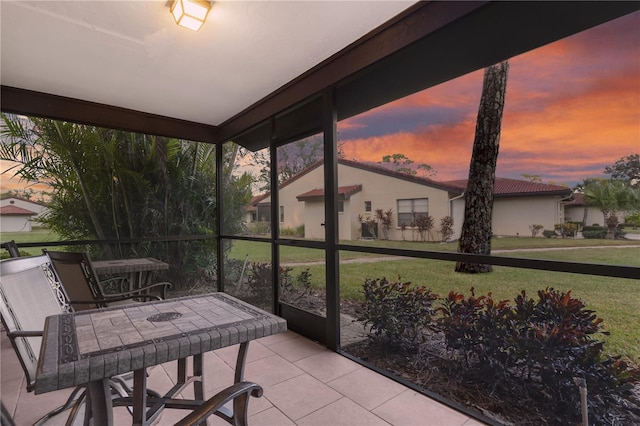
[
  {"x1": 1, "y1": 86, "x2": 218, "y2": 143},
  {"x1": 215, "y1": 1, "x2": 487, "y2": 144}
]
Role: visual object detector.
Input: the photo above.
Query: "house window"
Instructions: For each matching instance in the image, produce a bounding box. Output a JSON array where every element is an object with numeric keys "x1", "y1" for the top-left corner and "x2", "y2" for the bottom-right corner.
[
  {"x1": 279, "y1": 206, "x2": 284, "y2": 223},
  {"x1": 364, "y1": 201, "x2": 371, "y2": 212},
  {"x1": 397, "y1": 198, "x2": 428, "y2": 227},
  {"x1": 338, "y1": 201, "x2": 344, "y2": 213}
]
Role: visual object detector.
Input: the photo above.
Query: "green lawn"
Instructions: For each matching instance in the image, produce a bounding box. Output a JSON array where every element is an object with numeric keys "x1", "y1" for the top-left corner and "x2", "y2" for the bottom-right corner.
[
  {"x1": 1, "y1": 229, "x2": 62, "y2": 256},
  {"x1": 227, "y1": 236, "x2": 640, "y2": 264}
]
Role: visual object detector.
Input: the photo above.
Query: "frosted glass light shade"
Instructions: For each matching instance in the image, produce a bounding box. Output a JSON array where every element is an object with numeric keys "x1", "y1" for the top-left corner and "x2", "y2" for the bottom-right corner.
[{"x1": 171, "y1": 0, "x2": 211, "y2": 31}]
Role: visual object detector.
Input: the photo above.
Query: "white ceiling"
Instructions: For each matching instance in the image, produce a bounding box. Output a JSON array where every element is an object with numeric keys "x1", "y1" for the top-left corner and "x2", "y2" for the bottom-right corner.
[{"x1": 1, "y1": 1, "x2": 415, "y2": 126}]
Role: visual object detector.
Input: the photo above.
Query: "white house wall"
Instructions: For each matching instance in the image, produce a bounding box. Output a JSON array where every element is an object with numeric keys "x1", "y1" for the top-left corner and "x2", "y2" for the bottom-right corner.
[
  {"x1": 304, "y1": 200, "x2": 325, "y2": 239},
  {"x1": 0, "y1": 215, "x2": 32, "y2": 232},
  {"x1": 492, "y1": 196, "x2": 564, "y2": 237},
  {"x1": 258, "y1": 166, "x2": 324, "y2": 233},
  {"x1": 565, "y1": 205, "x2": 607, "y2": 226},
  {"x1": 451, "y1": 197, "x2": 465, "y2": 241},
  {"x1": 344, "y1": 192, "x2": 362, "y2": 240},
  {"x1": 338, "y1": 163, "x2": 452, "y2": 241}
]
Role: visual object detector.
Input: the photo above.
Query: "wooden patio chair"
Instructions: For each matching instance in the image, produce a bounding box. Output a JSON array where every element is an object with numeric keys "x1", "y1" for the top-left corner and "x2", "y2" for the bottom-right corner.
[{"x1": 43, "y1": 250, "x2": 171, "y2": 312}]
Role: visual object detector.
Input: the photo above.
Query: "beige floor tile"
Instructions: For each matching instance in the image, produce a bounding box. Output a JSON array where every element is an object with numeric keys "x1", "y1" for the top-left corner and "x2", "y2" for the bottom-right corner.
[
  {"x1": 0, "y1": 377, "x2": 23, "y2": 416},
  {"x1": 1, "y1": 331, "x2": 478, "y2": 426},
  {"x1": 12, "y1": 385, "x2": 76, "y2": 425},
  {"x1": 155, "y1": 407, "x2": 231, "y2": 425},
  {"x1": 256, "y1": 330, "x2": 301, "y2": 346},
  {"x1": 267, "y1": 335, "x2": 325, "y2": 362},
  {"x1": 249, "y1": 406, "x2": 297, "y2": 426},
  {"x1": 214, "y1": 340, "x2": 276, "y2": 367},
  {"x1": 201, "y1": 353, "x2": 236, "y2": 394},
  {"x1": 327, "y1": 367, "x2": 407, "y2": 410},
  {"x1": 246, "y1": 389, "x2": 273, "y2": 416},
  {"x1": 294, "y1": 350, "x2": 361, "y2": 383},
  {"x1": 244, "y1": 354, "x2": 304, "y2": 388},
  {"x1": 296, "y1": 397, "x2": 392, "y2": 426},
  {"x1": 1, "y1": 344, "x2": 25, "y2": 382},
  {"x1": 462, "y1": 418, "x2": 488, "y2": 425},
  {"x1": 264, "y1": 373, "x2": 341, "y2": 420},
  {"x1": 206, "y1": 381, "x2": 273, "y2": 417},
  {"x1": 373, "y1": 389, "x2": 470, "y2": 426},
  {"x1": 146, "y1": 362, "x2": 177, "y2": 394}
]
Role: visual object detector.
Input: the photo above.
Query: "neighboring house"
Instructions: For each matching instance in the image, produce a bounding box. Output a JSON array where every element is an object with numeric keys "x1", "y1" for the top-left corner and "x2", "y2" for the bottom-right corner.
[
  {"x1": 563, "y1": 192, "x2": 609, "y2": 226},
  {"x1": 245, "y1": 194, "x2": 270, "y2": 223},
  {"x1": 445, "y1": 178, "x2": 573, "y2": 238},
  {"x1": 0, "y1": 196, "x2": 48, "y2": 232},
  {"x1": 251, "y1": 159, "x2": 573, "y2": 241}
]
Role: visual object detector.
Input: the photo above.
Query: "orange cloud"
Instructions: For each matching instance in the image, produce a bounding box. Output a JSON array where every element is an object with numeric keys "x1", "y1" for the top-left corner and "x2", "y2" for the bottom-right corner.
[{"x1": 338, "y1": 13, "x2": 639, "y2": 187}]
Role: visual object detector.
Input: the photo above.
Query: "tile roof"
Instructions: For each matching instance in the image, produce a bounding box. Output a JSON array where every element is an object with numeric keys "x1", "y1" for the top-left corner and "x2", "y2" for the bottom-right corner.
[
  {"x1": 563, "y1": 192, "x2": 586, "y2": 206},
  {"x1": 255, "y1": 159, "x2": 573, "y2": 202},
  {"x1": 443, "y1": 177, "x2": 572, "y2": 197},
  {"x1": 297, "y1": 184, "x2": 363, "y2": 201},
  {"x1": 0, "y1": 195, "x2": 47, "y2": 206},
  {"x1": 0, "y1": 205, "x2": 37, "y2": 215}
]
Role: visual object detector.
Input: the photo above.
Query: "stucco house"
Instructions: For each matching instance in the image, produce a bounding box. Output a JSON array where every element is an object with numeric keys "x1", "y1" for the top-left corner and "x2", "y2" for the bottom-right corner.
[
  {"x1": 251, "y1": 159, "x2": 573, "y2": 240},
  {"x1": 563, "y1": 192, "x2": 610, "y2": 227},
  {"x1": 0, "y1": 196, "x2": 48, "y2": 232}
]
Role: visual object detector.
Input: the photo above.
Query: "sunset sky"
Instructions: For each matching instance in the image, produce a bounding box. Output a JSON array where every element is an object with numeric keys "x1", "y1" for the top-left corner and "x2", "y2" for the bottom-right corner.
[{"x1": 337, "y1": 11, "x2": 639, "y2": 187}]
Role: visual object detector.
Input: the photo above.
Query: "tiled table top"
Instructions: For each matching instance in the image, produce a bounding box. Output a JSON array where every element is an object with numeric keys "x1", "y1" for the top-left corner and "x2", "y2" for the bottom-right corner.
[
  {"x1": 35, "y1": 293, "x2": 287, "y2": 394},
  {"x1": 92, "y1": 257, "x2": 169, "y2": 274}
]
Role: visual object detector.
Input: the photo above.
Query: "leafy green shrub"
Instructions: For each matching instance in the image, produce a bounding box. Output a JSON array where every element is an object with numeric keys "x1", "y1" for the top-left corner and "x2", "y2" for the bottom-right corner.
[
  {"x1": 438, "y1": 287, "x2": 640, "y2": 422},
  {"x1": 624, "y1": 213, "x2": 640, "y2": 228},
  {"x1": 438, "y1": 289, "x2": 511, "y2": 369},
  {"x1": 439, "y1": 216, "x2": 454, "y2": 242},
  {"x1": 279, "y1": 266, "x2": 313, "y2": 305},
  {"x1": 529, "y1": 224, "x2": 544, "y2": 237},
  {"x1": 583, "y1": 225, "x2": 603, "y2": 232},
  {"x1": 615, "y1": 228, "x2": 627, "y2": 239},
  {"x1": 246, "y1": 220, "x2": 269, "y2": 235},
  {"x1": 245, "y1": 262, "x2": 273, "y2": 305},
  {"x1": 238, "y1": 262, "x2": 314, "y2": 311},
  {"x1": 280, "y1": 225, "x2": 304, "y2": 237},
  {"x1": 583, "y1": 229, "x2": 607, "y2": 239},
  {"x1": 359, "y1": 278, "x2": 438, "y2": 351},
  {"x1": 0, "y1": 249, "x2": 30, "y2": 259},
  {"x1": 414, "y1": 214, "x2": 434, "y2": 241},
  {"x1": 511, "y1": 288, "x2": 639, "y2": 419},
  {"x1": 542, "y1": 229, "x2": 556, "y2": 238},
  {"x1": 555, "y1": 222, "x2": 578, "y2": 237}
]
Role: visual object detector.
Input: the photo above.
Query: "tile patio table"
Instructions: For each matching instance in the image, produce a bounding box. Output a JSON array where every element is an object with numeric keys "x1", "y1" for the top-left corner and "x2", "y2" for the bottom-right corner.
[
  {"x1": 35, "y1": 292, "x2": 287, "y2": 425},
  {"x1": 92, "y1": 257, "x2": 169, "y2": 293}
]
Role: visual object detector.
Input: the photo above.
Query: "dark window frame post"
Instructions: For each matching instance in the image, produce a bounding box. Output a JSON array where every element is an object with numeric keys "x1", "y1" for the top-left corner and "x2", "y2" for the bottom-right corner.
[{"x1": 323, "y1": 87, "x2": 340, "y2": 350}]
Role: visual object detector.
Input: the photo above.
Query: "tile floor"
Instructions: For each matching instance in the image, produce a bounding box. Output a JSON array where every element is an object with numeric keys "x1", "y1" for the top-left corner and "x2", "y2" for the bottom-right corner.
[{"x1": 1, "y1": 330, "x2": 484, "y2": 425}]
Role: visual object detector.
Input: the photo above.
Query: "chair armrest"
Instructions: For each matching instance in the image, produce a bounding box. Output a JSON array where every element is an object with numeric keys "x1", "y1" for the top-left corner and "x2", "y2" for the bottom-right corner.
[
  {"x1": 7, "y1": 330, "x2": 43, "y2": 338},
  {"x1": 173, "y1": 382, "x2": 263, "y2": 426}
]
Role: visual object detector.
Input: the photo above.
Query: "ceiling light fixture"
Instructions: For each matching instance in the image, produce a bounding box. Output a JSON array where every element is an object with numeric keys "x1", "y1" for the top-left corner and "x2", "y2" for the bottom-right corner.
[{"x1": 170, "y1": 0, "x2": 211, "y2": 32}]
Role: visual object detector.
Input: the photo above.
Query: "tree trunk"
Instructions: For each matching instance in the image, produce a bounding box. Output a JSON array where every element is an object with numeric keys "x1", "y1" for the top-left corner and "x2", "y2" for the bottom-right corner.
[{"x1": 456, "y1": 62, "x2": 509, "y2": 273}]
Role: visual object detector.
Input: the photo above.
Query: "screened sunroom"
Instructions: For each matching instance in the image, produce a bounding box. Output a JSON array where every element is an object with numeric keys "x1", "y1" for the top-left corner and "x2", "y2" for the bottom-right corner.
[{"x1": 2, "y1": 2, "x2": 639, "y2": 425}]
